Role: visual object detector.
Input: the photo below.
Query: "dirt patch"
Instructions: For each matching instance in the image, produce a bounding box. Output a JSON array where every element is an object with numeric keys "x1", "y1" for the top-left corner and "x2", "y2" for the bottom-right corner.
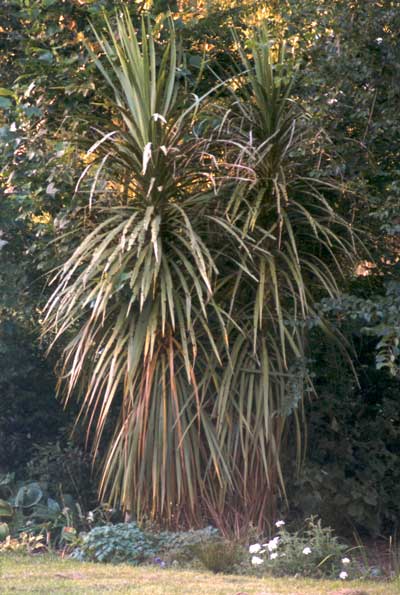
[
  {"x1": 328, "y1": 589, "x2": 370, "y2": 595},
  {"x1": 54, "y1": 572, "x2": 86, "y2": 580}
]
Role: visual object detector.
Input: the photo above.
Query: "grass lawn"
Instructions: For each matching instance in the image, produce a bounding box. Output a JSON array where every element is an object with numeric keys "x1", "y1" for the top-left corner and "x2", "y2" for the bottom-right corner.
[{"x1": 1, "y1": 553, "x2": 399, "y2": 594}]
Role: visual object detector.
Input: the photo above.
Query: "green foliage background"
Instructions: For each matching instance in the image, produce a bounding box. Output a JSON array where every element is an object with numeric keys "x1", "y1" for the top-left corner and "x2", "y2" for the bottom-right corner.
[{"x1": 1, "y1": 0, "x2": 399, "y2": 536}]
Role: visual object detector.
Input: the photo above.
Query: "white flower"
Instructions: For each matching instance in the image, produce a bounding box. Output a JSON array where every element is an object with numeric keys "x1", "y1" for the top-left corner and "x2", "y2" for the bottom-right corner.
[
  {"x1": 376, "y1": 37, "x2": 383, "y2": 44},
  {"x1": 46, "y1": 182, "x2": 59, "y2": 196},
  {"x1": 251, "y1": 556, "x2": 264, "y2": 566},
  {"x1": 275, "y1": 520, "x2": 285, "y2": 528},
  {"x1": 266, "y1": 537, "x2": 280, "y2": 552},
  {"x1": 341, "y1": 557, "x2": 350, "y2": 565},
  {"x1": 249, "y1": 543, "x2": 262, "y2": 554},
  {"x1": 270, "y1": 552, "x2": 278, "y2": 560},
  {"x1": 327, "y1": 98, "x2": 338, "y2": 105},
  {"x1": 302, "y1": 547, "x2": 312, "y2": 555},
  {"x1": 152, "y1": 113, "x2": 167, "y2": 124},
  {"x1": 339, "y1": 571, "x2": 348, "y2": 580}
]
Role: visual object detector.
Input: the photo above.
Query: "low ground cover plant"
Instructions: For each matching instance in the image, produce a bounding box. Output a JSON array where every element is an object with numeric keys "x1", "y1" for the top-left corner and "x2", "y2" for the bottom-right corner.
[
  {"x1": 72, "y1": 523, "x2": 158, "y2": 564},
  {"x1": 71, "y1": 522, "x2": 220, "y2": 566},
  {"x1": 248, "y1": 517, "x2": 356, "y2": 580}
]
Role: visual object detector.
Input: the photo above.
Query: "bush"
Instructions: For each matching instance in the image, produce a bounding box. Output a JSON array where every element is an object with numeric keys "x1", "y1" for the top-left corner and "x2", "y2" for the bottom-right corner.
[
  {"x1": 72, "y1": 523, "x2": 157, "y2": 564},
  {"x1": 248, "y1": 517, "x2": 352, "y2": 580},
  {"x1": 286, "y1": 320, "x2": 400, "y2": 536},
  {"x1": 26, "y1": 441, "x2": 98, "y2": 512},
  {"x1": 72, "y1": 523, "x2": 220, "y2": 565},
  {"x1": 157, "y1": 526, "x2": 219, "y2": 560},
  {"x1": 0, "y1": 321, "x2": 68, "y2": 475},
  {"x1": 0, "y1": 472, "x2": 82, "y2": 548},
  {"x1": 192, "y1": 539, "x2": 244, "y2": 573}
]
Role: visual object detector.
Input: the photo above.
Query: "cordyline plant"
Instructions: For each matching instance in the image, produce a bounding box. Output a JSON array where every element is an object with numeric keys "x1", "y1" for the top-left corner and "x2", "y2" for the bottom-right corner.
[
  {"x1": 43, "y1": 11, "x2": 359, "y2": 534},
  {"x1": 44, "y1": 10, "x2": 231, "y2": 528},
  {"x1": 205, "y1": 26, "x2": 359, "y2": 531}
]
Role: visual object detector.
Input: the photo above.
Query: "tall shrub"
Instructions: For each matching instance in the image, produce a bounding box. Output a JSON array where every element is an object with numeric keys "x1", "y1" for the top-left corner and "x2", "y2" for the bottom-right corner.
[{"x1": 43, "y1": 11, "x2": 358, "y2": 533}]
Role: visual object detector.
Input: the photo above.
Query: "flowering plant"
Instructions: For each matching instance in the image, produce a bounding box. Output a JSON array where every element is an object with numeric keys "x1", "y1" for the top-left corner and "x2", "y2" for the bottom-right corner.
[{"x1": 248, "y1": 517, "x2": 353, "y2": 579}]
